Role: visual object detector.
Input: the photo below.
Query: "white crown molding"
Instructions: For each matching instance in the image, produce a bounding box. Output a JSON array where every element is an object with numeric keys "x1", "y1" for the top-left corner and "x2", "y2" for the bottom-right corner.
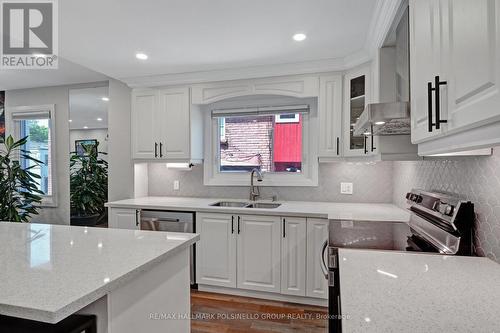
[
  {"x1": 364, "y1": 0, "x2": 404, "y2": 55},
  {"x1": 122, "y1": 0, "x2": 403, "y2": 88}
]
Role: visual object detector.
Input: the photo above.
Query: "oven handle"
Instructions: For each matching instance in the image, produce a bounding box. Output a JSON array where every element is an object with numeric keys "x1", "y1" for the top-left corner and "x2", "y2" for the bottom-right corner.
[{"x1": 320, "y1": 239, "x2": 328, "y2": 279}]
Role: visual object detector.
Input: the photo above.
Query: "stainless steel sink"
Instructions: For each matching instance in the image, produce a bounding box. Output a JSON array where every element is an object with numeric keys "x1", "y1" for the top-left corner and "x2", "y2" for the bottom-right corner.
[
  {"x1": 210, "y1": 201, "x2": 249, "y2": 207},
  {"x1": 245, "y1": 203, "x2": 281, "y2": 209}
]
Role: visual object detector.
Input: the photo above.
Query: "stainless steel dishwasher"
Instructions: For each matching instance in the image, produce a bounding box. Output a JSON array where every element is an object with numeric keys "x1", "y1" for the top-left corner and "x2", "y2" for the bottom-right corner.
[{"x1": 139, "y1": 210, "x2": 196, "y2": 285}]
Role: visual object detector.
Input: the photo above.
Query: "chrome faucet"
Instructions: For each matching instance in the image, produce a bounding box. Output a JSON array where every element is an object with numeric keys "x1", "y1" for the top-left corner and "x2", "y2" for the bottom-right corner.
[{"x1": 249, "y1": 168, "x2": 263, "y2": 201}]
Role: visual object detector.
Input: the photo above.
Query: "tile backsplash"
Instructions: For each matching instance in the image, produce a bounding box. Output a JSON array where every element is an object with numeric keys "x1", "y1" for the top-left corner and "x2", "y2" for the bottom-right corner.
[
  {"x1": 148, "y1": 162, "x2": 394, "y2": 203},
  {"x1": 393, "y1": 148, "x2": 500, "y2": 262}
]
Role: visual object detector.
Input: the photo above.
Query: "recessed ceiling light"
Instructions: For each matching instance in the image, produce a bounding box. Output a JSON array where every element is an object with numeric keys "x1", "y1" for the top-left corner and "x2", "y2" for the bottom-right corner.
[
  {"x1": 293, "y1": 33, "x2": 307, "y2": 41},
  {"x1": 374, "y1": 121, "x2": 386, "y2": 125},
  {"x1": 68, "y1": 119, "x2": 72, "y2": 123},
  {"x1": 135, "y1": 52, "x2": 148, "y2": 60},
  {"x1": 101, "y1": 97, "x2": 109, "y2": 101},
  {"x1": 97, "y1": 118, "x2": 103, "y2": 122},
  {"x1": 83, "y1": 126, "x2": 88, "y2": 129}
]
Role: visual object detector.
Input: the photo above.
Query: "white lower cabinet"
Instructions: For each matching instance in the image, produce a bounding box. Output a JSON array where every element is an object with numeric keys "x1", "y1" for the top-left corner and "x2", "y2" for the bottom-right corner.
[
  {"x1": 306, "y1": 218, "x2": 329, "y2": 299},
  {"x1": 281, "y1": 217, "x2": 307, "y2": 296},
  {"x1": 196, "y1": 213, "x2": 237, "y2": 288},
  {"x1": 237, "y1": 214, "x2": 281, "y2": 293},
  {"x1": 109, "y1": 208, "x2": 139, "y2": 230},
  {"x1": 196, "y1": 212, "x2": 328, "y2": 301}
]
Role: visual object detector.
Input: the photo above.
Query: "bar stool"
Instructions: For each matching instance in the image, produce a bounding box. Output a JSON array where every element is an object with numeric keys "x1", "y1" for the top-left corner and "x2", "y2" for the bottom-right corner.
[{"x1": 0, "y1": 314, "x2": 97, "y2": 333}]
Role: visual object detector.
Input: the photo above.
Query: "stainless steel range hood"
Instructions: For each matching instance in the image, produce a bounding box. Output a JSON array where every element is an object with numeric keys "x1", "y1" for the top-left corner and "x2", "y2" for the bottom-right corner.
[{"x1": 353, "y1": 101, "x2": 410, "y2": 136}]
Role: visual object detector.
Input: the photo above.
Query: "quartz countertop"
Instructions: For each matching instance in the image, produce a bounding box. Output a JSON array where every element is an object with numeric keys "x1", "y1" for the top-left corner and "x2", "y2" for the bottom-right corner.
[
  {"x1": 0, "y1": 222, "x2": 199, "y2": 323},
  {"x1": 105, "y1": 196, "x2": 410, "y2": 222},
  {"x1": 338, "y1": 249, "x2": 500, "y2": 332}
]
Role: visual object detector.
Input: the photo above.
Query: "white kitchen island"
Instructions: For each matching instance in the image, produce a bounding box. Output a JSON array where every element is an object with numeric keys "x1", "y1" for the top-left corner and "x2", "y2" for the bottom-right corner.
[{"x1": 0, "y1": 222, "x2": 199, "y2": 333}]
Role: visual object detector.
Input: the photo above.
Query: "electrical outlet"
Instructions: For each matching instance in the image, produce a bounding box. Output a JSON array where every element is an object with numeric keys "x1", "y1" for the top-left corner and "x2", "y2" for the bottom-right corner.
[
  {"x1": 340, "y1": 182, "x2": 353, "y2": 195},
  {"x1": 173, "y1": 180, "x2": 180, "y2": 191}
]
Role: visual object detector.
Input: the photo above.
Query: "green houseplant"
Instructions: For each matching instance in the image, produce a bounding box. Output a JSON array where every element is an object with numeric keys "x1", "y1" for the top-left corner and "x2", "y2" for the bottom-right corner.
[
  {"x1": 0, "y1": 135, "x2": 43, "y2": 222},
  {"x1": 70, "y1": 142, "x2": 108, "y2": 226}
]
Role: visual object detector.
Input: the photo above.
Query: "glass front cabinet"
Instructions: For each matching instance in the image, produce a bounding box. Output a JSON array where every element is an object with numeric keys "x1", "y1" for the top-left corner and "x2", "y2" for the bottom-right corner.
[{"x1": 343, "y1": 65, "x2": 376, "y2": 157}]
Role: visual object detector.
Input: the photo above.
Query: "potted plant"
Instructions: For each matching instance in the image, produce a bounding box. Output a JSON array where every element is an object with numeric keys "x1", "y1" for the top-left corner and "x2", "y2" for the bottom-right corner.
[
  {"x1": 0, "y1": 135, "x2": 43, "y2": 222},
  {"x1": 70, "y1": 142, "x2": 108, "y2": 226}
]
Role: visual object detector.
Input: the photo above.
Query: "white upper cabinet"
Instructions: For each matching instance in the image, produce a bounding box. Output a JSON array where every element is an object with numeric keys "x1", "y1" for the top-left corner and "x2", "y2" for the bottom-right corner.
[
  {"x1": 343, "y1": 65, "x2": 375, "y2": 157},
  {"x1": 131, "y1": 89, "x2": 157, "y2": 159},
  {"x1": 132, "y1": 86, "x2": 201, "y2": 161},
  {"x1": 410, "y1": 0, "x2": 446, "y2": 143},
  {"x1": 410, "y1": 0, "x2": 500, "y2": 148},
  {"x1": 318, "y1": 75, "x2": 343, "y2": 158},
  {"x1": 157, "y1": 87, "x2": 190, "y2": 159},
  {"x1": 443, "y1": 0, "x2": 500, "y2": 132},
  {"x1": 191, "y1": 75, "x2": 319, "y2": 104}
]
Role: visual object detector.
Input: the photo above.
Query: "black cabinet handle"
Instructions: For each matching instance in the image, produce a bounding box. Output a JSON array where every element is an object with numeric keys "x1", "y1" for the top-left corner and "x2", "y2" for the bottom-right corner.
[
  {"x1": 237, "y1": 216, "x2": 241, "y2": 234},
  {"x1": 336, "y1": 137, "x2": 340, "y2": 155},
  {"x1": 434, "y1": 75, "x2": 448, "y2": 130},
  {"x1": 428, "y1": 82, "x2": 434, "y2": 132},
  {"x1": 154, "y1": 142, "x2": 158, "y2": 158},
  {"x1": 363, "y1": 135, "x2": 368, "y2": 154},
  {"x1": 135, "y1": 209, "x2": 140, "y2": 227},
  {"x1": 159, "y1": 142, "x2": 163, "y2": 158},
  {"x1": 370, "y1": 125, "x2": 375, "y2": 152},
  {"x1": 282, "y1": 218, "x2": 286, "y2": 238},
  {"x1": 231, "y1": 216, "x2": 234, "y2": 234}
]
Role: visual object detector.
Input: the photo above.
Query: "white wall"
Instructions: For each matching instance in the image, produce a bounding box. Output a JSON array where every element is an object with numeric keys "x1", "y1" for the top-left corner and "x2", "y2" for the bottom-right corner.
[
  {"x1": 108, "y1": 79, "x2": 134, "y2": 201},
  {"x1": 6, "y1": 85, "x2": 71, "y2": 224}
]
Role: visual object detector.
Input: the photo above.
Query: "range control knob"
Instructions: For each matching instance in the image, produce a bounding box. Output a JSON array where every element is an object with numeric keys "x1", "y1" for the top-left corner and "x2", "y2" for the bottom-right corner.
[{"x1": 444, "y1": 205, "x2": 454, "y2": 216}]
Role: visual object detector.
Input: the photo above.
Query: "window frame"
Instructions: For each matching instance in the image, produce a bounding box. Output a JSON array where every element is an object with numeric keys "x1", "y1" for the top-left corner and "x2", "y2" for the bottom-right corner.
[
  {"x1": 203, "y1": 101, "x2": 318, "y2": 187},
  {"x1": 6, "y1": 104, "x2": 58, "y2": 207}
]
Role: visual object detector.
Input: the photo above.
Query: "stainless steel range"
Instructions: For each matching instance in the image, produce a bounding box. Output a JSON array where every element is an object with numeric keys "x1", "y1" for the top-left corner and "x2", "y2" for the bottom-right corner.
[{"x1": 323, "y1": 189, "x2": 474, "y2": 332}]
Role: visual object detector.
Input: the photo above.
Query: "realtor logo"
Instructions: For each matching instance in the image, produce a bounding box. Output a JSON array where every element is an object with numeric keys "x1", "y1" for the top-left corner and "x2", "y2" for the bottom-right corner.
[{"x1": 1, "y1": 0, "x2": 58, "y2": 69}]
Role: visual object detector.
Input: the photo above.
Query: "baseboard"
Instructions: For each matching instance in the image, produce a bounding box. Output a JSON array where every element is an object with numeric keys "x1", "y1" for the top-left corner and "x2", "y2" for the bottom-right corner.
[{"x1": 198, "y1": 285, "x2": 328, "y2": 307}]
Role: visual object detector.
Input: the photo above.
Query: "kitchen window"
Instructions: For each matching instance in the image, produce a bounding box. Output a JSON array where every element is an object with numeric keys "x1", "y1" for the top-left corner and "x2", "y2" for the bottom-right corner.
[
  {"x1": 204, "y1": 102, "x2": 318, "y2": 186},
  {"x1": 7, "y1": 105, "x2": 57, "y2": 207}
]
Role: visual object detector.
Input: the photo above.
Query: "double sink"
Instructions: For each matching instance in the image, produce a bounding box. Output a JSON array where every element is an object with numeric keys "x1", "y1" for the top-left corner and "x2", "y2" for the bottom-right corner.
[{"x1": 210, "y1": 201, "x2": 281, "y2": 209}]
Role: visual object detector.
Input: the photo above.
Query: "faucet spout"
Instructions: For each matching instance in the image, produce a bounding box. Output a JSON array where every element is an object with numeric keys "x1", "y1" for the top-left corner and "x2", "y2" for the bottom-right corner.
[{"x1": 249, "y1": 168, "x2": 263, "y2": 201}]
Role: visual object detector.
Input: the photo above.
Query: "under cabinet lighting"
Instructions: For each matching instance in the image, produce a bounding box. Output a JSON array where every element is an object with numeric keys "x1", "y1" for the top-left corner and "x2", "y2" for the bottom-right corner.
[{"x1": 166, "y1": 163, "x2": 193, "y2": 170}]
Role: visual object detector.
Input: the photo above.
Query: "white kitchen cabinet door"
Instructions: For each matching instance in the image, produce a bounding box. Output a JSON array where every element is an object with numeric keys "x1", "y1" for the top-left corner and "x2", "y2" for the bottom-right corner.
[
  {"x1": 281, "y1": 217, "x2": 306, "y2": 296},
  {"x1": 443, "y1": 0, "x2": 500, "y2": 133},
  {"x1": 318, "y1": 75, "x2": 343, "y2": 158},
  {"x1": 131, "y1": 90, "x2": 158, "y2": 159},
  {"x1": 409, "y1": 0, "x2": 446, "y2": 144},
  {"x1": 196, "y1": 213, "x2": 237, "y2": 288},
  {"x1": 157, "y1": 87, "x2": 191, "y2": 160},
  {"x1": 237, "y1": 214, "x2": 281, "y2": 293},
  {"x1": 306, "y1": 218, "x2": 328, "y2": 299},
  {"x1": 109, "y1": 208, "x2": 139, "y2": 230},
  {"x1": 343, "y1": 65, "x2": 375, "y2": 157}
]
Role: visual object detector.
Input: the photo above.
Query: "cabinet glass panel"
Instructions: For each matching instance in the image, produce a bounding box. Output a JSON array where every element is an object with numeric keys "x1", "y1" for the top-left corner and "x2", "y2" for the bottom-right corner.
[{"x1": 349, "y1": 75, "x2": 365, "y2": 150}]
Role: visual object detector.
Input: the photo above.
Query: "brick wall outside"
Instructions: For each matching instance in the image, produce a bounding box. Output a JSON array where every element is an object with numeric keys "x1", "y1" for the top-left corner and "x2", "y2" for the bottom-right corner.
[{"x1": 221, "y1": 116, "x2": 273, "y2": 171}]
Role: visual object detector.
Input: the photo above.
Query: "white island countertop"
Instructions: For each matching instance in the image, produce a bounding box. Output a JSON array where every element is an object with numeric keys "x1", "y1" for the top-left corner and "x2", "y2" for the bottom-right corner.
[
  {"x1": 0, "y1": 222, "x2": 199, "y2": 323},
  {"x1": 339, "y1": 249, "x2": 500, "y2": 332},
  {"x1": 106, "y1": 196, "x2": 410, "y2": 222}
]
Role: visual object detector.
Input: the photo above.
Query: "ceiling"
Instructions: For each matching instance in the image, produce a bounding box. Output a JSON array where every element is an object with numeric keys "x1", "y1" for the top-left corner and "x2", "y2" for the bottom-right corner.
[
  {"x1": 59, "y1": 0, "x2": 379, "y2": 80},
  {"x1": 2, "y1": 0, "x2": 387, "y2": 90},
  {"x1": 0, "y1": 58, "x2": 108, "y2": 91},
  {"x1": 69, "y1": 86, "x2": 109, "y2": 130}
]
